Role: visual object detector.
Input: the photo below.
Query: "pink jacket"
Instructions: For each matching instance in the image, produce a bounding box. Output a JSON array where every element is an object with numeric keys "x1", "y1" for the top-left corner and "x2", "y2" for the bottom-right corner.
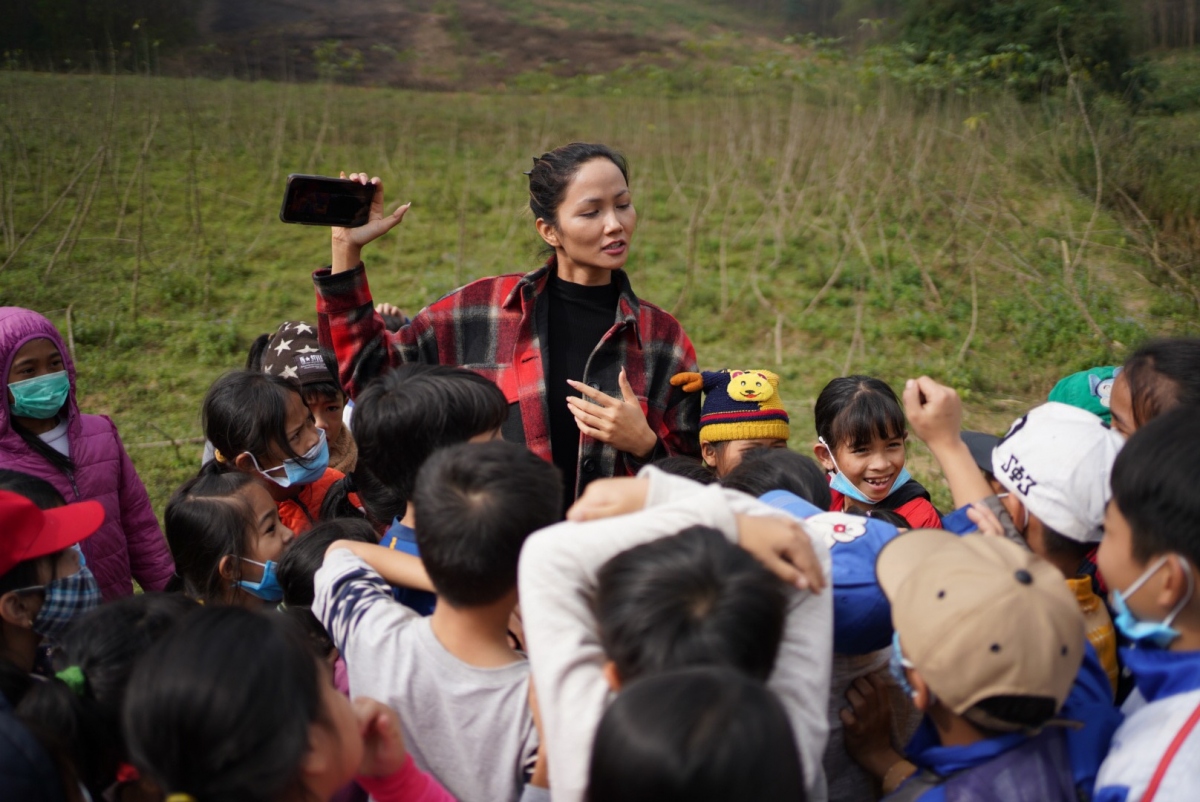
[{"x1": 0, "y1": 307, "x2": 175, "y2": 599}]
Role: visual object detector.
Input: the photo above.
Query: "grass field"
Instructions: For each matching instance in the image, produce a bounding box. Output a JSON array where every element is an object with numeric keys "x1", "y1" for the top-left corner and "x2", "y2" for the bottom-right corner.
[{"x1": 1, "y1": 68, "x2": 1196, "y2": 514}]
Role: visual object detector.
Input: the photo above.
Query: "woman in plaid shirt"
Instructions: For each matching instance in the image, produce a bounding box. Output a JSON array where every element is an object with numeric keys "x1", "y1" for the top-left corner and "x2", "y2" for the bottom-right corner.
[{"x1": 313, "y1": 143, "x2": 701, "y2": 509}]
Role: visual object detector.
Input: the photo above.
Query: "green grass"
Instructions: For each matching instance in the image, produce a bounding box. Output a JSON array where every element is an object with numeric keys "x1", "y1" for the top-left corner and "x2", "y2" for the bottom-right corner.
[{"x1": 0, "y1": 69, "x2": 1194, "y2": 515}]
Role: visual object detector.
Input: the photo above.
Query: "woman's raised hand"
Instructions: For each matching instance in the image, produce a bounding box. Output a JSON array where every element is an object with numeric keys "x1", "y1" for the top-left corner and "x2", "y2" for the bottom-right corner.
[
  {"x1": 331, "y1": 172, "x2": 411, "y2": 274},
  {"x1": 566, "y1": 369, "x2": 657, "y2": 459}
]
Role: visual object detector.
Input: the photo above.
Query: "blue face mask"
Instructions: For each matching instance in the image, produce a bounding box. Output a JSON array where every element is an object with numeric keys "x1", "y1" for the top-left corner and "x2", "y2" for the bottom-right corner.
[
  {"x1": 246, "y1": 428, "x2": 329, "y2": 489},
  {"x1": 889, "y1": 632, "x2": 916, "y2": 698},
  {"x1": 1111, "y1": 555, "x2": 1194, "y2": 649},
  {"x1": 236, "y1": 558, "x2": 284, "y2": 603},
  {"x1": 8, "y1": 370, "x2": 70, "y2": 420},
  {"x1": 820, "y1": 437, "x2": 912, "y2": 505}
]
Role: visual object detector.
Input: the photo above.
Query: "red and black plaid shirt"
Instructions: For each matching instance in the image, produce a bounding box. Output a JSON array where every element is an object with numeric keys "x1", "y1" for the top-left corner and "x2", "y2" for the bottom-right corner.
[{"x1": 313, "y1": 258, "x2": 700, "y2": 497}]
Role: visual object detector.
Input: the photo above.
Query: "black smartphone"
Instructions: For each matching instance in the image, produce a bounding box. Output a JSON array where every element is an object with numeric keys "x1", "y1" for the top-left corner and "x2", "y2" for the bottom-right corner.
[{"x1": 279, "y1": 174, "x2": 375, "y2": 227}]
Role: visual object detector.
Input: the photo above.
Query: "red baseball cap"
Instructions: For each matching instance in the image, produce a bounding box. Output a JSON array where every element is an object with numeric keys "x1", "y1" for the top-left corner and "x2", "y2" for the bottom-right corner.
[{"x1": 0, "y1": 490, "x2": 104, "y2": 578}]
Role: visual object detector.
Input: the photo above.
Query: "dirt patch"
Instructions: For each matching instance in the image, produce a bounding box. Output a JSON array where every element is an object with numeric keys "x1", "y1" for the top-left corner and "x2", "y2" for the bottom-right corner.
[{"x1": 178, "y1": 0, "x2": 682, "y2": 89}]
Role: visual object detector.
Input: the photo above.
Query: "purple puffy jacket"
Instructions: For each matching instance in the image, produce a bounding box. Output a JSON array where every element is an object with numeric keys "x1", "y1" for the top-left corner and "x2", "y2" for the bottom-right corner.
[{"x1": 0, "y1": 307, "x2": 175, "y2": 599}]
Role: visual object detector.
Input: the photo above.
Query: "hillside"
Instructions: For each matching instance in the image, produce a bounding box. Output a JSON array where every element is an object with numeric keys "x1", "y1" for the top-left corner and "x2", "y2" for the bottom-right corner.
[{"x1": 179, "y1": 0, "x2": 787, "y2": 89}]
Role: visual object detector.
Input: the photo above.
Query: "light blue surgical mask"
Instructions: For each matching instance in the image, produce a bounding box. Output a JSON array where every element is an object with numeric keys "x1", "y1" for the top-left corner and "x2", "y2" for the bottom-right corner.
[
  {"x1": 245, "y1": 428, "x2": 329, "y2": 489},
  {"x1": 236, "y1": 558, "x2": 284, "y2": 603},
  {"x1": 1111, "y1": 555, "x2": 1194, "y2": 649},
  {"x1": 8, "y1": 370, "x2": 70, "y2": 420},
  {"x1": 819, "y1": 436, "x2": 912, "y2": 505}
]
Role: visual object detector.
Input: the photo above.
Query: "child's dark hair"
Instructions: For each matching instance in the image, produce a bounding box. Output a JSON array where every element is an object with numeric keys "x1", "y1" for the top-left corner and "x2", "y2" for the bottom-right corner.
[
  {"x1": 588, "y1": 666, "x2": 805, "y2": 802},
  {"x1": 720, "y1": 450, "x2": 832, "y2": 510},
  {"x1": 1123, "y1": 338, "x2": 1200, "y2": 429},
  {"x1": 594, "y1": 526, "x2": 787, "y2": 684},
  {"x1": 16, "y1": 594, "x2": 196, "y2": 797},
  {"x1": 201, "y1": 370, "x2": 310, "y2": 474},
  {"x1": 844, "y1": 507, "x2": 912, "y2": 529},
  {"x1": 814, "y1": 375, "x2": 907, "y2": 450},
  {"x1": 652, "y1": 456, "x2": 715, "y2": 484},
  {"x1": 0, "y1": 469, "x2": 66, "y2": 509},
  {"x1": 163, "y1": 472, "x2": 257, "y2": 602},
  {"x1": 123, "y1": 606, "x2": 324, "y2": 802},
  {"x1": 322, "y1": 363, "x2": 508, "y2": 525},
  {"x1": 277, "y1": 518, "x2": 375, "y2": 656},
  {"x1": 528, "y1": 143, "x2": 629, "y2": 229},
  {"x1": 1110, "y1": 406, "x2": 1200, "y2": 567},
  {"x1": 414, "y1": 441, "x2": 562, "y2": 607}
]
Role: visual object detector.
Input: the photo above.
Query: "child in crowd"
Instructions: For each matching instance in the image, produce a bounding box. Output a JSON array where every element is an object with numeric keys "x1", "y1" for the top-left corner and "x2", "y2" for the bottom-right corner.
[
  {"x1": 519, "y1": 467, "x2": 832, "y2": 802},
  {"x1": 321, "y1": 363, "x2": 509, "y2": 615},
  {"x1": 721, "y1": 448, "x2": 832, "y2": 510},
  {"x1": 858, "y1": 530, "x2": 1088, "y2": 800},
  {"x1": 316, "y1": 441, "x2": 560, "y2": 802},
  {"x1": 650, "y1": 454, "x2": 716, "y2": 484},
  {"x1": 0, "y1": 307, "x2": 174, "y2": 600},
  {"x1": 201, "y1": 369, "x2": 348, "y2": 533},
  {"x1": 122, "y1": 605, "x2": 456, "y2": 802},
  {"x1": 164, "y1": 471, "x2": 295, "y2": 607},
  {"x1": 669, "y1": 368, "x2": 790, "y2": 477},
  {"x1": 902, "y1": 378, "x2": 1124, "y2": 692},
  {"x1": 0, "y1": 489, "x2": 102, "y2": 674},
  {"x1": 1094, "y1": 407, "x2": 1200, "y2": 801},
  {"x1": 1108, "y1": 337, "x2": 1200, "y2": 438},
  {"x1": 812, "y1": 375, "x2": 941, "y2": 528},
  {"x1": 17, "y1": 592, "x2": 196, "y2": 801},
  {"x1": 587, "y1": 666, "x2": 806, "y2": 802},
  {"x1": 1049, "y1": 366, "x2": 1123, "y2": 425},
  {"x1": 248, "y1": 320, "x2": 358, "y2": 473}
]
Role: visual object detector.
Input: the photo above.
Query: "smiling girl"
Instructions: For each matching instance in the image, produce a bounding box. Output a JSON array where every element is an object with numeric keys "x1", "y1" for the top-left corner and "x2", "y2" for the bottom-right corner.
[
  {"x1": 312, "y1": 143, "x2": 701, "y2": 510},
  {"x1": 812, "y1": 375, "x2": 941, "y2": 529}
]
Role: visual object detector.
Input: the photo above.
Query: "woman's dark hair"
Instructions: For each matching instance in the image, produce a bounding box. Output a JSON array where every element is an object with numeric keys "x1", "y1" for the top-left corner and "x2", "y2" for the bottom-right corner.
[
  {"x1": 594, "y1": 526, "x2": 787, "y2": 684},
  {"x1": 200, "y1": 370, "x2": 308, "y2": 474},
  {"x1": 1110, "y1": 406, "x2": 1200, "y2": 567},
  {"x1": 720, "y1": 450, "x2": 831, "y2": 509},
  {"x1": 123, "y1": 607, "x2": 324, "y2": 802},
  {"x1": 814, "y1": 375, "x2": 907, "y2": 451},
  {"x1": 321, "y1": 363, "x2": 508, "y2": 526},
  {"x1": 16, "y1": 594, "x2": 196, "y2": 797},
  {"x1": 1123, "y1": 338, "x2": 1200, "y2": 428},
  {"x1": 0, "y1": 469, "x2": 66, "y2": 509},
  {"x1": 163, "y1": 472, "x2": 257, "y2": 603},
  {"x1": 588, "y1": 666, "x2": 805, "y2": 802},
  {"x1": 528, "y1": 142, "x2": 629, "y2": 229},
  {"x1": 652, "y1": 456, "x2": 715, "y2": 484}
]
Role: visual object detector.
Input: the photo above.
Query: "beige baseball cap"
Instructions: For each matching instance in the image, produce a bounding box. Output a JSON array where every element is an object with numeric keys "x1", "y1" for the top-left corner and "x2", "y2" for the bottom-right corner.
[{"x1": 876, "y1": 530, "x2": 1085, "y2": 727}]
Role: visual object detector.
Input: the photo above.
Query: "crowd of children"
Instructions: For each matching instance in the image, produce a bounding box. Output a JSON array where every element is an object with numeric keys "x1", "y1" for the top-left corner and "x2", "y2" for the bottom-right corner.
[{"x1": 5, "y1": 146, "x2": 1200, "y2": 802}]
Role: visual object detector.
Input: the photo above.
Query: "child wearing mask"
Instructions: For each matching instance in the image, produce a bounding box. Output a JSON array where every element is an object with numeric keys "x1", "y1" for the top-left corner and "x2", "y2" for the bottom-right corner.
[{"x1": 0, "y1": 307, "x2": 174, "y2": 600}]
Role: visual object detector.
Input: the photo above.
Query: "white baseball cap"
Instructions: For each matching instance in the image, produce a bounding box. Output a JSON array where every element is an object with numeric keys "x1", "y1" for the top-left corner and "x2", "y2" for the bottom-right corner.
[{"x1": 991, "y1": 402, "x2": 1124, "y2": 543}]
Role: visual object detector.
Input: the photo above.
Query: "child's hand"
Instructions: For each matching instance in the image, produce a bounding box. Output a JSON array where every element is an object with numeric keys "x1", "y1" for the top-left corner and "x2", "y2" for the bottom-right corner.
[
  {"x1": 966, "y1": 501, "x2": 1006, "y2": 538},
  {"x1": 331, "y1": 172, "x2": 411, "y2": 274},
  {"x1": 528, "y1": 679, "x2": 549, "y2": 789},
  {"x1": 840, "y1": 673, "x2": 904, "y2": 779},
  {"x1": 566, "y1": 477, "x2": 649, "y2": 521},
  {"x1": 735, "y1": 515, "x2": 826, "y2": 593},
  {"x1": 902, "y1": 376, "x2": 964, "y2": 451},
  {"x1": 354, "y1": 697, "x2": 408, "y2": 777}
]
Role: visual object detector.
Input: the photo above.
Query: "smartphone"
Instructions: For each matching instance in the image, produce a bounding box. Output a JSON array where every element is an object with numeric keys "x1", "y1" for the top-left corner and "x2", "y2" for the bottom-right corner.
[{"x1": 279, "y1": 174, "x2": 375, "y2": 227}]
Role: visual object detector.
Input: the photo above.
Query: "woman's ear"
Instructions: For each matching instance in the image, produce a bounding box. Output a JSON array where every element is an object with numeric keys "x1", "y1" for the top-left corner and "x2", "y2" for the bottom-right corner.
[
  {"x1": 0, "y1": 591, "x2": 36, "y2": 629},
  {"x1": 813, "y1": 440, "x2": 835, "y2": 472},
  {"x1": 534, "y1": 218, "x2": 560, "y2": 249}
]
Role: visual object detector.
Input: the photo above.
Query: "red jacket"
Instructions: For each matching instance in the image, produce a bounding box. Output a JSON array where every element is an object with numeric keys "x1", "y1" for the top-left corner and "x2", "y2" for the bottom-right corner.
[
  {"x1": 0, "y1": 307, "x2": 175, "y2": 600},
  {"x1": 828, "y1": 487, "x2": 942, "y2": 529},
  {"x1": 313, "y1": 258, "x2": 700, "y2": 497}
]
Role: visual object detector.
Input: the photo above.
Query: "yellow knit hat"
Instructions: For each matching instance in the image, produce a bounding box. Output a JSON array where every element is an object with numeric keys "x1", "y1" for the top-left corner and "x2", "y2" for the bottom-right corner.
[{"x1": 670, "y1": 369, "x2": 790, "y2": 443}]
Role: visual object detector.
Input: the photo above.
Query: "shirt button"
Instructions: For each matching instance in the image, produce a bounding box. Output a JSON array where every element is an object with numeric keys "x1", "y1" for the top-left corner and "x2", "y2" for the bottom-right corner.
[{"x1": 582, "y1": 458, "x2": 596, "y2": 472}]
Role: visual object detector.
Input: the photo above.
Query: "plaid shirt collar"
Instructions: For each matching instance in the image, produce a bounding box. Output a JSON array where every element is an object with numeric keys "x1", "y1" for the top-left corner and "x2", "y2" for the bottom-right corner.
[{"x1": 503, "y1": 256, "x2": 644, "y2": 349}]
